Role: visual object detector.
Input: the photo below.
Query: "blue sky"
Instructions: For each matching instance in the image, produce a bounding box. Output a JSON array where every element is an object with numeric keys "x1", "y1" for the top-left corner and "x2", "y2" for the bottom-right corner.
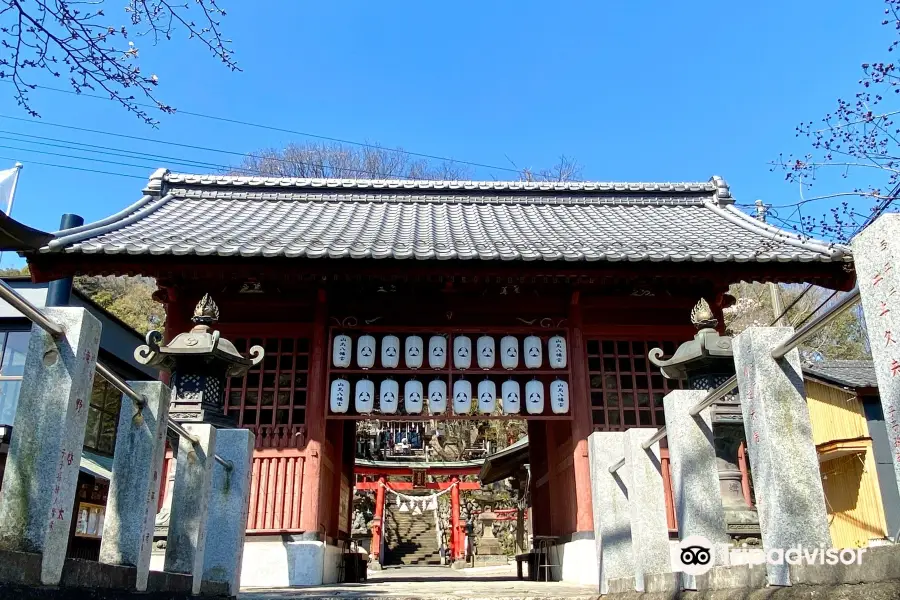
[{"x1": 0, "y1": 0, "x2": 891, "y2": 264}]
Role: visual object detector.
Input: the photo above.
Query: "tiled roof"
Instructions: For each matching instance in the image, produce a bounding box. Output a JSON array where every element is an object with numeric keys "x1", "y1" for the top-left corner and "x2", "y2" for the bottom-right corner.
[
  {"x1": 803, "y1": 360, "x2": 877, "y2": 389},
  {"x1": 41, "y1": 170, "x2": 850, "y2": 263}
]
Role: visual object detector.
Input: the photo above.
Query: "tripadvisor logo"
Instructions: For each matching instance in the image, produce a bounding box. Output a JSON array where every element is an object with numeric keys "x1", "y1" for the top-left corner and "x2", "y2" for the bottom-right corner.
[{"x1": 675, "y1": 536, "x2": 715, "y2": 576}]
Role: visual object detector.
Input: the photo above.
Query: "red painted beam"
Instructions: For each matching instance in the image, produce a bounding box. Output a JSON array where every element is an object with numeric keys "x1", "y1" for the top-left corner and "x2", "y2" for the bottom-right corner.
[
  {"x1": 355, "y1": 481, "x2": 480, "y2": 491},
  {"x1": 354, "y1": 465, "x2": 482, "y2": 476}
]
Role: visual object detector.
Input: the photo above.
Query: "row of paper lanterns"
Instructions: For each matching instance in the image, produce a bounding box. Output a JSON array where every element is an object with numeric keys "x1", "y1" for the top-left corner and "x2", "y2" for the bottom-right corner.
[
  {"x1": 330, "y1": 378, "x2": 569, "y2": 415},
  {"x1": 332, "y1": 334, "x2": 567, "y2": 370}
]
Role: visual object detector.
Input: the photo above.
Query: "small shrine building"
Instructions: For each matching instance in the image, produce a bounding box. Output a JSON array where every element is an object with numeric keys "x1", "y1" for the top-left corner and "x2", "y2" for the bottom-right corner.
[{"x1": 27, "y1": 169, "x2": 854, "y2": 586}]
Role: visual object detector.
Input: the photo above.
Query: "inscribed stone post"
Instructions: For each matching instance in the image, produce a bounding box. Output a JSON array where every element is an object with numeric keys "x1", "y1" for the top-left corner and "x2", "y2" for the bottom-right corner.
[
  {"x1": 0, "y1": 308, "x2": 100, "y2": 585},
  {"x1": 587, "y1": 431, "x2": 634, "y2": 594},
  {"x1": 733, "y1": 327, "x2": 831, "y2": 587},
  {"x1": 624, "y1": 428, "x2": 672, "y2": 591},
  {"x1": 202, "y1": 429, "x2": 255, "y2": 597},
  {"x1": 99, "y1": 381, "x2": 172, "y2": 591},
  {"x1": 663, "y1": 390, "x2": 730, "y2": 590},
  {"x1": 164, "y1": 423, "x2": 217, "y2": 595},
  {"x1": 853, "y1": 214, "x2": 900, "y2": 503}
]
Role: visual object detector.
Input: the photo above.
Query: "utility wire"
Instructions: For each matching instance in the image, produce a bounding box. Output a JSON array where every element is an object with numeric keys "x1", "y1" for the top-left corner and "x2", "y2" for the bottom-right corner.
[
  {"x1": 0, "y1": 80, "x2": 523, "y2": 176},
  {"x1": 0, "y1": 154, "x2": 144, "y2": 180},
  {"x1": 0, "y1": 115, "x2": 440, "y2": 180},
  {"x1": 0, "y1": 131, "x2": 258, "y2": 175}
]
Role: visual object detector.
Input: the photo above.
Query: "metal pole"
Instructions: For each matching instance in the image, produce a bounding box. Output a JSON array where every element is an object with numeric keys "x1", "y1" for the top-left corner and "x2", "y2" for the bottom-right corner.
[
  {"x1": 0, "y1": 278, "x2": 64, "y2": 338},
  {"x1": 770, "y1": 287, "x2": 861, "y2": 360},
  {"x1": 688, "y1": 375, "x2": 739, "y2": 417},
  {"x1": 608, "y1": 457, "x2": 625, "y2": 474},
  {"x1": 640, "y1": 425, "x2": 668, "y2": 450},
  {"x1": 96, "y1": 361, "x2": 145, "y2": 409},
  {"x1": 165, "y1": 417, "x2": 232, "y2": 471},
  {"x1": 46, "y1": 213, "x2": 84, "y2": 307}
]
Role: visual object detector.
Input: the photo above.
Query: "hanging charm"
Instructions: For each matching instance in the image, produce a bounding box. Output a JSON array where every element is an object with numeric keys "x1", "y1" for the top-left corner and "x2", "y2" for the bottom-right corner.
[
  {"x1": 524, "y1": 335, "x2": 543, "y2": 369},
  {"x1": 333, "y1": 334, "x2": 352, "y2": 368},
  {"x1": 453, "y1": 379, "x2": 472, "y2": 414},
  {"x1": 354, "y1": 379, "x2": 375, "y2": 414},
  {"x1": 550, "y1": 379, "x2": 569, "y2": 414},
  {"x1": 453, "y1": 335, "x2": 472, "y2": 370},
  {"x1": 429, "y1": 335, "x2": 447, "y2": 369},
  {"x1": 477, "y1": 379, "x2": 497, "y2": 414},
  {"x1": 405, "y1": 380, "x2": 424, "y2": 414},
  {"x1": 357, "y1": 334, "x2": 376, "y2": 369},
  {"x1": 405, "y1": 335, "x2": 424, "y2": 369},
  {"x1": 500, "y1": 336, "x2": 519, "y2": 370},
  {"x1": 330, "y1": 378, "x2": 350, "y2": 414},
  {"x1": 428, "y1": 379, "x2": 448, "y2": 415},
  {"x1": 380, "y1": 379, "x2": 399, "y2": 414},
  {"x1": 476, "y1": 335, "x2": 496, "y2": 369},
  {"x1": 501, "y1": 379, "x2": 521, "y2": 414},
  {"x1": 382, "y1": 335, "x2": 400, "y2": 369},
  {"x1": 525, "y1": 379, "x2": 544, "y2": 414},
  {"x1": 549, "y1": 335, "x2": 567, "y2": 369}
]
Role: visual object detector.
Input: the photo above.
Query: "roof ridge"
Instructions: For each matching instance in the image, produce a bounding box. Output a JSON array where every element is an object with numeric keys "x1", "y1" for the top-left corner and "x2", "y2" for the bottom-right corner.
[
  {"x1": 162, "y1": 171, "x2": 720, "y2": 193},
  {"x1": 707, "y1": 202, "x2": 851, "y2": 260}
]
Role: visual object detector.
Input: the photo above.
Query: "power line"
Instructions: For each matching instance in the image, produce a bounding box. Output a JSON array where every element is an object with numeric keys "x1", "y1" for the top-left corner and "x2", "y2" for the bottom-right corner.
[
  {"x1": 0, "y1": 80, "x2": 523, "y2": 176},
  {"x1": 0, "y1": 115, "x2": 441, "y2": 180},
  {"x1": 0, "y1": 130, "x2": 256, "y2": 175},
  {"x1": 0, "y1": 154, "x2": 144, "y2": 180},
  {"x1": 0, "y1": 142, "x2": 174, "y2": 173}
]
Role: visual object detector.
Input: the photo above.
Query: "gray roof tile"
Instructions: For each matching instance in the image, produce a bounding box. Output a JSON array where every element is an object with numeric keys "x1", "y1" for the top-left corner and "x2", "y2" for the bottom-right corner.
[
  {"x1": 803, "y1": 360, "x2": 877, "y2": 389},
  {"x1": 42, "y1": 171, "x2": 850, "y2": 263}
]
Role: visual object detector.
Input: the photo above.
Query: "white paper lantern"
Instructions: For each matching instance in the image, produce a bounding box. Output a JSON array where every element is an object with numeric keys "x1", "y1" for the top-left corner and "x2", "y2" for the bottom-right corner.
[
  {"x1": 500, "y1": 336, "x2": 519, "y2": 370},
  {"x1": 405, "y1": 336, "x2": 424, "y2": 369},
  {"x1": 380, "y1": 379, "x2": 399, "y2": 414},
  {"x1": 405, "y1": 380, "x2": 424, "y2": 414},
  {"x1": 548, "y1": 335, "x2": 567, "y2": 369},
  {"x1": 354, "y1": 379, "x2": 374, "y2": 414},
  {"x1": 476, "y1": 336, "x2": 496, "y2": 370},
  {"x1": 428, "y1": 380, "x2": 447, "y2": 415},
  {"x1": 477, "y1": 380, "x2": 497, "y2": 414},
  {"x1": 501, "y1": 380, "x2": 521, "y2": 414},
  {"x1": 453, "y1": 379, "x2": 472, "y2": 414},
  {"x1": 428, "y1": 336, "x2": 448, "y2": 369},
  {"x1": 330, "y1": 378, "x2": 350, "y2": 413},
  {"x1": 524, "y1": 335, "x2": 543, "y2": 369},
  {"x1": 525, "y1": 379, "x2": 544, "y2": 415},
  {"x1": 453, "y1": 335, "x2": 472, "y2": 370},
  {"x1": 333, "y1": 335, "x2": 352, "y2": 368},
  {"x1": 550, "y1": 379, "x2": 569, "y2": 414},
  {"x1": 381, "y1": 335, "x2": 400, "y2": 369},
  {"x1": 357, "y1": 334, "x2": 376, "y2": 369}
]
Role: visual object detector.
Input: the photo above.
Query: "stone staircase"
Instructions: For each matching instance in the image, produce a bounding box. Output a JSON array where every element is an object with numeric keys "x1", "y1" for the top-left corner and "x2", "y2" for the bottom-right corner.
[{"x1": 383, "y1": 504, "x2": 442, "y2": 566}]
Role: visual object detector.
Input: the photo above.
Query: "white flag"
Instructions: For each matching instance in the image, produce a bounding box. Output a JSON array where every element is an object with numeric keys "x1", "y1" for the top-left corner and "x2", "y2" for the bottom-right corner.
[{"x1": 0, "y1": 166, "x2": 21, "y2": 215}]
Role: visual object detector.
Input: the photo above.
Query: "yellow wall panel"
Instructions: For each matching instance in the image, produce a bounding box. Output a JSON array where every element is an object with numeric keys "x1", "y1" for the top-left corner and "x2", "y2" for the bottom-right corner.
[{"x1": 806, "y1": 381, "x2": 868, "y2": 446}]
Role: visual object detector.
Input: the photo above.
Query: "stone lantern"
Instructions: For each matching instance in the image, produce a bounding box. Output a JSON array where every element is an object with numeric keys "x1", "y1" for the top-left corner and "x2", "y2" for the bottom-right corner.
[
  {"x1": 135, "y1": 294, "x2": 264, "y2": 428},
  {"x1": 649, "y1": 299, "x2": 760, "y2": 538}
]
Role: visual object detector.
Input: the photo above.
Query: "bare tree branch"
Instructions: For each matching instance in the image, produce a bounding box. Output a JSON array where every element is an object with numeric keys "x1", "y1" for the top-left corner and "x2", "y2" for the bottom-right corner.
[{"x1": 0, "y1": 0, "x2": 237, "y2": 125}]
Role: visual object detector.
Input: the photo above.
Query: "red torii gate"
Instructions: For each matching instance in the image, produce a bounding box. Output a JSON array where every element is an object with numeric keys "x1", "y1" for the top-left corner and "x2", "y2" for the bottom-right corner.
[{"x1": 355, "y1": 461, "x2": 482, "y2": 562}]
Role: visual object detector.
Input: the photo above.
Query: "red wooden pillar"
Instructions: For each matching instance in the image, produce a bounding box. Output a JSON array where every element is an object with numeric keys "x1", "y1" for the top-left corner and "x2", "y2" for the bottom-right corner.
[
  {"x1": 568, "y1": 291, "x2": 595, "y2": 533},
  {"x1": 450, "y1": 476, "x2": 461, "y2": 560},
  {"x1": 300, "y1": 289, "x2": 328, "y2": 536},
  {"x1": 371, "y1": 476, "x2": 386, "y2": 562}
]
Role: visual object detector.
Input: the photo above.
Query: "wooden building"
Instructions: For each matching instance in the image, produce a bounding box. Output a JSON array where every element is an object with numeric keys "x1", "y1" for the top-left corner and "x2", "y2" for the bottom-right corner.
[
  {"x1": 27, "y1": 170, "x2": 853, "y2": 586},
  {"x1": 803, "y1": 360, "x2": 899, "y2": 547}
]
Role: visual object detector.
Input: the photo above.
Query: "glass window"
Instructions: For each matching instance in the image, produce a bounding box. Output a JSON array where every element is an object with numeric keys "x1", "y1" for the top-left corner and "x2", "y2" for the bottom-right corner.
[
  {"x1": 0, "y1": 331, "x2": 26, "y2": 427},
  {"x1": 83, "y1": 378, "x2": 122, "y2": 456}
]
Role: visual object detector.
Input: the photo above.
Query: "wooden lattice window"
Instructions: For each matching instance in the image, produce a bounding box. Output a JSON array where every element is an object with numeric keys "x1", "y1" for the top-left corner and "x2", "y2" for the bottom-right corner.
[
  {"x1": 587, "y1": 339, "x2": 683, "y2": 430},
  {"x1": 225, "y1": 336, "x2": 310, "y2": 432}
]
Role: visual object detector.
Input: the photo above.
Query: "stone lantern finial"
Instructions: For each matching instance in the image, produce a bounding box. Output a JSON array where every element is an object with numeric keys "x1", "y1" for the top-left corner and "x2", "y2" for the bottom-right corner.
[
  {"x1": 690, "y1": 298, "x2": 718, "y2": 330},
  {"x1": 135, "y1": 294, "x2": 263, "y2": 428}
]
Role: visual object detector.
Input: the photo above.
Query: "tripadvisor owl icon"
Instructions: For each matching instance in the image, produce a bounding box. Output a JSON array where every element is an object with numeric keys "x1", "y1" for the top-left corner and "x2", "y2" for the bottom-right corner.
[{"x1": 675, "y1": 535, "x2": 714, "y2": 576}]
